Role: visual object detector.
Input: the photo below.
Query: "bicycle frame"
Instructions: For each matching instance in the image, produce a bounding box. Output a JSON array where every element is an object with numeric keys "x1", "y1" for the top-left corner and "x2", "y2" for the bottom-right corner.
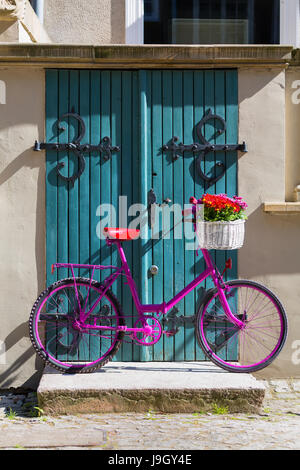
[{"x1": 52, "y1": 239, "x2": 244, "y2": 335}]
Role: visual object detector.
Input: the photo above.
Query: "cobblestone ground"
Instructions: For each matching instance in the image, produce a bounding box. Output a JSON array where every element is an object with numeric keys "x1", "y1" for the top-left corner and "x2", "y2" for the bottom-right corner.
[{"x1": 0, "y1": 381, "x2": 300, "y2": 450}]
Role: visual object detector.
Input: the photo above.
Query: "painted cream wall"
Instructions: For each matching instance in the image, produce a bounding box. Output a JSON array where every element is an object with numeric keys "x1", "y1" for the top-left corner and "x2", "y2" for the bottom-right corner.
[
  {"x1": 0, "y1": 68, "x2": 45, "y2": 389},
  {"x1": 44, "y1": 0, "x2": 126, "y2": 45},
  {"x1": 239, "y1": 68, "x2": 300, "y2": 379},
  {"x1": 286, "y1": 68, "x2": 300, "y2": 201}
]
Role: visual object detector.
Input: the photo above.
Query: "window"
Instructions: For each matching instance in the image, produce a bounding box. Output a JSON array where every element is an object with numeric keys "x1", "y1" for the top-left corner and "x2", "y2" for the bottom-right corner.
[
  {"x1": 144, "y1": 0, "x2": 160, "y2": 21},
  {"x1": 144, "y1": 0, "x2": 280, "y2": 45}
]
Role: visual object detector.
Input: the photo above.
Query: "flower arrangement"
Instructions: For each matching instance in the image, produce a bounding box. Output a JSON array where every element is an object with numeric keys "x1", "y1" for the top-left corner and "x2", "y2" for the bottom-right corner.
[
  {"x1": 194, "y1": 194, "x2": 248, "y2": 222},
  {"x1": 189, "y1": 194, "x2": 248, "y2": 250}
]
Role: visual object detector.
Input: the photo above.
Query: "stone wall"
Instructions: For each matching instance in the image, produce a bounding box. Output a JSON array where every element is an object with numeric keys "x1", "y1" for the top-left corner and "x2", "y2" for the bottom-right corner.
[{"x1": 44, "y1": 0, "x2": 126, "y2": 45}]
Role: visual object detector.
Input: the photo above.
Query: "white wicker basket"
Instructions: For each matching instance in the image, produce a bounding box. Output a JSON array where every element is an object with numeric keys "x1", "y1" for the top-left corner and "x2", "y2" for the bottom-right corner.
[{"x1": 196, "y1": 219, "x2": 245, "y2": 250}]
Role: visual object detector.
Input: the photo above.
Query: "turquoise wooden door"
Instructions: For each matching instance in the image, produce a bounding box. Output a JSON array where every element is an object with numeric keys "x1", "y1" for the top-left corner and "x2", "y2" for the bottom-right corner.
[{"x1": 45, "y1": 69, "x2": 238, "y2": 362}]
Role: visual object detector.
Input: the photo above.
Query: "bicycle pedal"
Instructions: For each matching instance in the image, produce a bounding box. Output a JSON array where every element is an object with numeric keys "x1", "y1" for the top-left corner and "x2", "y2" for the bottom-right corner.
[{"x1": 163, "y1": 329, "x2": 179, "y2": 337}]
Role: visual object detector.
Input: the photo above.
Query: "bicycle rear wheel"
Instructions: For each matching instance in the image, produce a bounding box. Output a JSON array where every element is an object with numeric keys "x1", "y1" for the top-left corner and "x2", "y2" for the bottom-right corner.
[
  {"x1": 29, "y1": 278, "x2": 125, "y2": 373},
  {"x1": 196, "y1": 280, "x2": 287, "y2": 373}
]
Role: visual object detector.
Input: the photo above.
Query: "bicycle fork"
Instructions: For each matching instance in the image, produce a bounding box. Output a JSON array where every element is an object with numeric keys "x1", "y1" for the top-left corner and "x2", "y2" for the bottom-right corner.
[{"x1": 201, "y1": 249, "x2": 244, "y2": 330}]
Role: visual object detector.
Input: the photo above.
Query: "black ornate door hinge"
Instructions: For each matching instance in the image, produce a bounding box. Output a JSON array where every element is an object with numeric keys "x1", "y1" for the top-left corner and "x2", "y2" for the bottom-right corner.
[
  {"x1": 162, "y1": 109, "x2": 247, "y2": 185},
  {"x1": 34, "y1": 111, "x2": 121, "y2": 185}
]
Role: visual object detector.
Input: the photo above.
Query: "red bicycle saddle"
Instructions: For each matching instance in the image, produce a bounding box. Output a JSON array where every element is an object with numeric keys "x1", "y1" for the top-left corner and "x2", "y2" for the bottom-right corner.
[{"x1": 103, "y1": 227, "x2": 140, "y2": 241}]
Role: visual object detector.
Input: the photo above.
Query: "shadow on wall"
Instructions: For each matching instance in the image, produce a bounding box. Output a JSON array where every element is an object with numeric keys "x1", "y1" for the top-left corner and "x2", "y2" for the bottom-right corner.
[
  {"x1": 0, "y1": 148, "x2": 45, "y2": 389},
  {"x1": 239, "y1": 205, "x2": 300, "y2": 278},
  {"x1": 0, "y1": 322, "x2": 43, "y2": 390},
  {"x1": 0, "y1": 71, "x2": 45, "y2": 389},
  {"x1": 239, "y1": 68, "x2": 285, "y2": 103},
  {"x1": 0, "y1": 149, "x2": 45, "y2": 297},
  {"x1": 111, "y1": 0, "x2": 127, "y2": 44},
  {"x1": 0, "y1": 70, "x2": 45, "y2": 294}
]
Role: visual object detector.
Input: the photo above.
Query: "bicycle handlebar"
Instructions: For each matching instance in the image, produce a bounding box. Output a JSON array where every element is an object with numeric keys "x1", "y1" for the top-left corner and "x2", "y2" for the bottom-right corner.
[{"x1": 189, "y1": 196, "x2": 198, "y2": 205}]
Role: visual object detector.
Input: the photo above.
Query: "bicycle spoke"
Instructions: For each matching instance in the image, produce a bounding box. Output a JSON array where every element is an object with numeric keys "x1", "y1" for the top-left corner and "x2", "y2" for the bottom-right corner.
[
  {"x1": 199, "y1": 282, "x2": 286, "y2": 371},
  {"x1": 31, "y1": 280, "x2": 124, "y2": 371}
]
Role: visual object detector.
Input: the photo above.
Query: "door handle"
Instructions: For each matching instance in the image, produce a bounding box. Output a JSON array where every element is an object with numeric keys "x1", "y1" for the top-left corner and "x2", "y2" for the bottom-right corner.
[{"x1": 148, "y1": 189, "x2": 172, "y2": 228}]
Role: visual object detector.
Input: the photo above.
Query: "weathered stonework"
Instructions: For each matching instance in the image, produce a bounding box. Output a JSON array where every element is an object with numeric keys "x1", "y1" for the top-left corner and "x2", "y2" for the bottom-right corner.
[
  {"x1": 0, "y1": 1, "x2": 51, "y2": 43},
  {"x1": 0, "y1": 44, "x2": 293, "y2": 68},
  {"x1": 37, "y1": 388, "x2": 265, "y2": 416},
  {"x1": 0, "y1": 0, "x2": 24, "y2": 20}
]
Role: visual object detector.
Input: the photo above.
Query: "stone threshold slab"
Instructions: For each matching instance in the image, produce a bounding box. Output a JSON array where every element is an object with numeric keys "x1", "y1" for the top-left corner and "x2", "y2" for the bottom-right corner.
[{"x1": 37, "y1": 362, "x2": 266, "y2": 415}]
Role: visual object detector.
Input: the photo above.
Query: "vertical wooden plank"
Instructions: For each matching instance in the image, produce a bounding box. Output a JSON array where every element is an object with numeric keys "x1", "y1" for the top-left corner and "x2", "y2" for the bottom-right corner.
[
  {"x1": 201, "y1": 70, "x2": 217, "y2": 360},
  {"x1": 183, "y1": 70, "x2": 195, "y2": 361},
  {"x1": 225, "y1": 69, "x2": 239, "y2": 362},
  {"x1": 100, "y1": 71, "x2": 112, "y2": 284},
  {"x1": 225, "y1": 69, "x2": 238, "y2": 284},
  {"x1": 203, "y1": 71, "x2": 216, "y2": 301},
  {"x1": 56, "y1": 70, "x2": 69, "y2": 362},
  {"x1": 78, "y1": 70, "x2": 90, "y2": 361},
  {"x1": 193, "y1": 70, "x2": 206, "y2": 361},
  {"x1": 139, "y1": 70, "x2": 149, "y2": 306},
  {"x1": 67, "y1": 71, "x2": 80, "y2": 363},
  {"x1": 111, "y1": 71, "x2": 122, "y2": 361},
  {"x1": 173, "y1": 71, "x2": 185, "y2": 362},
  {"x1": 120, "y1": 71, "x2": 133, "y2": 362},
  {"x1": 151, "y1": 70, "x2": 164, "y2": 362},
  {"x1": 45, "y1": 70, "x2": 58, "y2": 359},
  {"x1": 203, "y1": 70, "x2": 216, "y2": 197},
  {"x1": 144, "y1": 71, "x2": 153, "y2": 361},
  {"x1": 139, "y1": 70, "x2": 152, "y2": 362},
  {"x1": 215, "y1": 70, "x2": 227, "y2": 361},
  {"x1": 89, "y1": 70, "x2": 101, "y2": 361},
  {"x1": 57, "y1": 70, "x2": 69, "y2": 281},
  {"x1": 111, "y1": 71, "x2": 122, "y2": 279},
  {"x1": 90, "y1": 71, "x2": 101, "y2": 280},
  {"x1": 46, "y1": 70, "x2": 58, "y2": 287},
  {"x1": 68, "y1": 71, "x2": 79, "y2": 278},
  {"x1": 162, "y1": 70, "x2": 174, "y2": 361},
  {"x1": 132, "y1": 70, "x2": 141, "y2": 362}
]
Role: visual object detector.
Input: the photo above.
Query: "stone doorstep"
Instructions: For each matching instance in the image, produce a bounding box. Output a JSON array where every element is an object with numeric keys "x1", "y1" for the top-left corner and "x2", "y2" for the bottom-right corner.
[{"x1": 37, "y1": 362, "x2": 266, "y2": 416}]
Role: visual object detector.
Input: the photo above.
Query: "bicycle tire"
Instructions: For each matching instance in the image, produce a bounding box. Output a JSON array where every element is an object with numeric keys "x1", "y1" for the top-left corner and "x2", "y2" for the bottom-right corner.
[
  {"x1": 29, "y1": 277, "x2": 125, "y2": 373},
  {"x1": 195, "y1": 280, "x2": 288, "y2": 373}
]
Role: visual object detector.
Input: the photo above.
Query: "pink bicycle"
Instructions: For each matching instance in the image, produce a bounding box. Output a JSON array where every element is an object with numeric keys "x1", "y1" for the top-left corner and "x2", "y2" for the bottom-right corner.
[{"x1": 29, "y1": 204, "x2": 287, "y2": 374}]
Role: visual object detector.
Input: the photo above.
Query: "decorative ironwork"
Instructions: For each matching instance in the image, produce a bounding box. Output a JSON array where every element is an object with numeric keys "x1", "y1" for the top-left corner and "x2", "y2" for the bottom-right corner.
[
  {"x1": 162, "y1": 307, "x2": 196, "y2": 337},
  {"x1": 147, "y1": 188, "x2": 173, "y2": 227},
  {"x1": 34, "y1": 111, "x2": 121, "y2": 185},
  {"x1": 162, "y1": 108, "x2": 247, "y2": 185}
]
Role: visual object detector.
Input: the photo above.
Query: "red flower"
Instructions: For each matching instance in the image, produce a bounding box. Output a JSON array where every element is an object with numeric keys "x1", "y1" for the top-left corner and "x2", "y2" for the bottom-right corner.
[{"x1": 199, "y1": 194, "x2": 246, "y2": 213}]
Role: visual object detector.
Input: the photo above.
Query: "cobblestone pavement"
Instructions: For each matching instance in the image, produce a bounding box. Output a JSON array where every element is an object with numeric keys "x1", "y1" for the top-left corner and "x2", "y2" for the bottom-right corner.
[{"x1": 0, "y1": 381, "x2": 300, "y2": 450}]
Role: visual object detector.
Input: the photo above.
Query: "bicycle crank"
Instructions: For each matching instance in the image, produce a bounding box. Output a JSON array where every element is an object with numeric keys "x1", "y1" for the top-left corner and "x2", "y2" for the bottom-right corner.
[{"x1": 133, "y1": 317, "x2": 162, "y2": 346}]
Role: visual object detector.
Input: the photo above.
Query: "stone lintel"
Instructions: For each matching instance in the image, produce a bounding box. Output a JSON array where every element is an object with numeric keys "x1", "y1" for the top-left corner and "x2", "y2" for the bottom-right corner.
[{"x1": 0, "y1": 44, "x2": 293, "y2": 68}]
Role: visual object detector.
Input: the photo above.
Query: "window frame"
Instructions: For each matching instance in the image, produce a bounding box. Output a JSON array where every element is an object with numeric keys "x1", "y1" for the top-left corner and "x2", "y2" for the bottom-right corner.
[
  {"x1": 280, "y1": 0, "x2": 300, "y2": 47},
  {"x1": 139, "y1": 0, "x2": 299, "y2": 46},
  {"x1": 125, "y1": 0, "x2": 144, "y2": 44}
]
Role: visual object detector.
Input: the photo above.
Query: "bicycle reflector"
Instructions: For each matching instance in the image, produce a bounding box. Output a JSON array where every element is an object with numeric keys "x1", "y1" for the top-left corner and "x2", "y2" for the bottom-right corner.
[{"x1": 222, "y1": 258, "x2": 232, "y2": 276}]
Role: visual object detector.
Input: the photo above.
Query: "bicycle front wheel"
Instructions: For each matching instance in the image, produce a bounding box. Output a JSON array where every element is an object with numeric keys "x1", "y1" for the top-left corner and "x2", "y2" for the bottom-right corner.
[
  {"x1": 29, "y1": 278, "x2": 125, "y2": 373},
  {"x1": 196, "y1": 280, "x2": 287, "y2": 373}
]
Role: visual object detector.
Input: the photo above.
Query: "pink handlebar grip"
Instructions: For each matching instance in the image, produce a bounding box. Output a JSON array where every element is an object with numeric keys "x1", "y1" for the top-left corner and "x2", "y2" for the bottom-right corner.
[{"x1": 189, "y1": 197, "x2": 198, "y2": 205}]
